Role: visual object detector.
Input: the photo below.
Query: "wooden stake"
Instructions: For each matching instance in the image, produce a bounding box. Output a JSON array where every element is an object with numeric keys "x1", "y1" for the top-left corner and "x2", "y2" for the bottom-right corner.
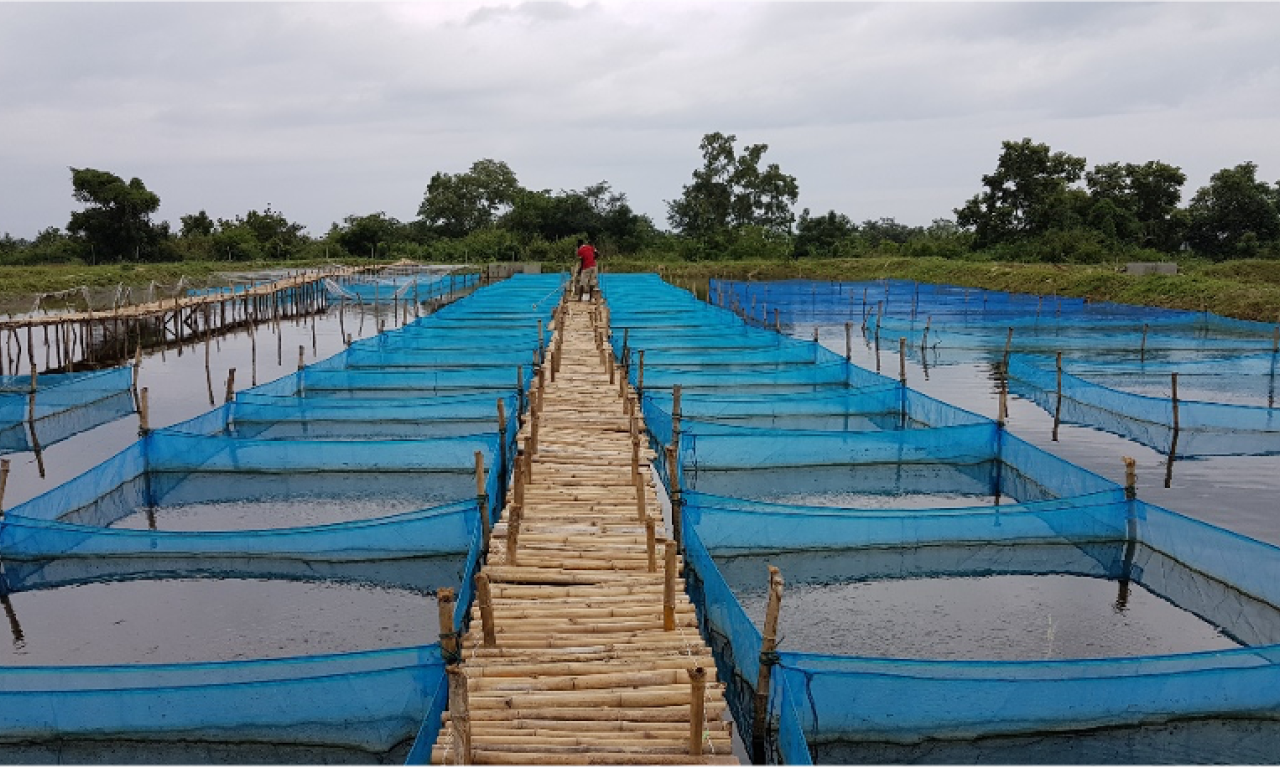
[
  {"x1": 1166, "y1": 372, "x2": 1180, "y2": 488},
  {"x1": 637, "y1": 350, "x2": 645, "y2": 395},
  {"x1": 635, "y1": 472, "x2": 646, "y2": 521},
  {"x1": 898, "y1": 337, "x2": 907, "y2": 385},
  {"x1": 752, "y1": 565, "x2": 784, "y2": 763},
  {"x1": 998, "y1": 374, "x2": 1009, "y2": 426},
  {"x1": 437, "y1": 588, "x2": 458, "y2": 661},
  {"x1": 446, "y1": 665, "x2": 472, "y2": 763},
  {"x1": 138, "y1": 386, "x2": 150, "y2": 435},
  {"x1": 646, "y1": 517, "x2": 657, "y2": 573},
  {"x1": 298, "y1": 344, "x2": 305, "y2": 371},
  {"x1": 1124, "y1": 456, "x2": 1137, "y2": 500},
  {"x1": 476, "y1": 573, "x2": 497, "y2": 648},
  {"x1": 663, "y1": 541, "x2": 677, "y2": 631},
  {"x1": 1140, "y1": 323, "x2": 1149, "y2": 363},
  {"x1": 224, "y1": 368, "x2": 236, "y2": 404},
  {"x1": 203, "y1": 319, "x2": 214, "y2": 406},
  {"x1": 476, "y1": 450, "x2": 491, "y2": 546},
  {"x1": 0, "y1": 458, "x2": 9, "y2": 517},
  {"x1": 689, "y1": 666, "x2": 707, "y2": 757},
  {"x1": 667, "y1": 444, "x2": 682, "y2": 549},
  {"x1": 1052, "y1": 351, "x2": 1063, "y2": 441},
  {"x1": 844, "y1": 321, "x2": 852, "y2": 360}
]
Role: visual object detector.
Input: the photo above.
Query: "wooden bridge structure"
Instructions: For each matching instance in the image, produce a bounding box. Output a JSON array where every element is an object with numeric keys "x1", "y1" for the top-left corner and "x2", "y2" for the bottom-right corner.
[{"x1": 431, "y1": 297, "x2": 739, "y2": 765}]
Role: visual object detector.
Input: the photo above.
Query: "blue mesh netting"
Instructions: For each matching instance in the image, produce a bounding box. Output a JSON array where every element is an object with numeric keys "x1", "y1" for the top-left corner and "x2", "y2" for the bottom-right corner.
[
  {"x1": 1009, "y1": 353, "x2": 1280, "y2": 457},
  {"x1": 602, "y1": 273, "x2": 1280, "y2": 763},
  {"x1": 326, "y1": 272, "x2": 478, "y2": 302},
  {"x1": 0, "y1": 272, "x2": 569, "y2": 755},
  {"x1": 0, "y1": 367, "x2": 135, "y2": 454}
]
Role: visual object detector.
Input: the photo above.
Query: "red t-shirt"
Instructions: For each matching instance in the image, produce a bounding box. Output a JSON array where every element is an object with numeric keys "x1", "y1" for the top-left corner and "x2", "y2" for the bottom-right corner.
[{"x1": 576, "y1": 244, "x2": 597, "y2": 269}]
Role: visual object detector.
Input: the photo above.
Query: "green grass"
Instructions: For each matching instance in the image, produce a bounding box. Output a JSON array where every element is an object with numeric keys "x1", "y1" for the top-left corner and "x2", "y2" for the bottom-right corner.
[{"x1": 3, "y1": 256, "x2": 1278, "y2": 324}]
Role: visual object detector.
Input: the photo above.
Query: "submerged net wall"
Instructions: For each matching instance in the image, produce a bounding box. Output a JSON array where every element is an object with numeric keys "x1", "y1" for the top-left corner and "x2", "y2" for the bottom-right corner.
[
  {"x1": 0, "y1": 271, "x2": 569, "y2": 756},
  {"x1": 0, "y1": 367, "x2": 135, "y2": 454},
  {"x1": 603, "y1": 273, "x2": 1280, "y2": 764}
]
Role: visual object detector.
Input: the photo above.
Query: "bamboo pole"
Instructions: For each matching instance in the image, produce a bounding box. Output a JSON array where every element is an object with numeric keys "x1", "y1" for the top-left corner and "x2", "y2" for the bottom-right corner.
[
  {"x1": 1124, "y1": 456, "x2": 1137, "y2": 501},
  {"x1": 1052, "y1": 351, "x2": 1063, "y2": 441},
  {"x1": 751, "y1": 565, "x2": 784, "y2": 763},
  {"x1": 0, "y1": 458, "x2": 9, "y2": 517},
  {"x1": 1140, "y1": 323, "x2": 1149, "y2": 363},
  {"x1": 844, "y1": 321, "x2": 852, "y2": 360},
  {"x1": 634, "y1": 472, "x2": 646, "y2": 521},
  {"x1": 898, "y1": 337, "x2": 907, "y2": 385},
  {"x1": 476, "y1": 450, "x2": 491, "y2": 546},
  {"x1": 645, "y1": 517, "x2": 657, "y2": 573},
  {"x1": 298, "y1": 344, "x2": 305, "y2": 371},
  {"x1": 138, "y1": 386, "x2": 150, "y2": 435},
  {"x1": 637, "y1": 350, "x2": 644, "y2": 395},
  {"x1": 437, "y1": 588, "x2": 459, "y2": 661},
  {"x1": 1166, "y1": 372, "x2": 1180, "y2": 488},
  {"x1": 446, "y1": 665, "x2": 472, "y2": 764},
  {"x1": 667, "y1": 443, "x2": 682, "y2": 549},
  {"x1": 689, "y1": 666, "x2": 707, "y2": 757},
  {"x1": 476, "y1": 572, "x2": 497, "y2": 648},
  {"x1": 204, "y1": 307, "x2": 214, "y2": 406},
  {"x1": 663, "y1": 541, "x2": 677, "y2": 631},
  {"x1": 224, "y1": 368, "x2": 236, "y2": 404}
]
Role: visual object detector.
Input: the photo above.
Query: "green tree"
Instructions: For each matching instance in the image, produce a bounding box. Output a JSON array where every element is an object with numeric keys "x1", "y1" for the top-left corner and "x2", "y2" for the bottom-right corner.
[
  {"x1": 793, "y1": 209, "x2": 856, "y2": 258},
  {"x1": 1085, "y1": 160, "x2": 1186, "y2": 250},
  {"x1": 667, "y1": 132, "x2": 799, "y2": 241},
  {"x1": 66, "y1": 167, "x2": 166, "y2": 261},
  {"x1": 955, "y1": 138, "x2": 1088, "y2": 248},
  {"x1": 179, "y1": 210, "x2": 216, "y2": 238},
  {"x1": 1185, "y1": 162, "x2": 1280, "y2": 259},
  {"x1": 331, "y1": 212, "x2": 404, "y2": 258},
  {"x1": 418, "y1": 159, "x2": 521, "y2": 238}
]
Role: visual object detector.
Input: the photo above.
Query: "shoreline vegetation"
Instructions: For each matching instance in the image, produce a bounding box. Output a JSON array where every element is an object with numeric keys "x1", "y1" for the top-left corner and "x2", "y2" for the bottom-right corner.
[{"x1": 3, "y1": 255, "x2": 1280, "y2": 324}]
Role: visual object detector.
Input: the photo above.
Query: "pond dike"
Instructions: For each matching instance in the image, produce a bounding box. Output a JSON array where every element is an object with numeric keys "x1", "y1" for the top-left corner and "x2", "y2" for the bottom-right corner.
[{"x1": 431, "y1": 296, "x2": 738, "y2": 765}]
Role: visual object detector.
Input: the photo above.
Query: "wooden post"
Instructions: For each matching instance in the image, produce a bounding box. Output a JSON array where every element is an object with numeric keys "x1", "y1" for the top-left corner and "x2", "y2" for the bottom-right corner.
[
  {"x1": 506, "y1": 498, "x2": 521, "y2": 567},
  {"x1": 637, "y1": 350, "x2": 645, "y2": 395},
  {"x1": 297, "y1": 344, "x2": 305, "y2": 371},
  {"x1": 646, "y1": 517, "x2": 657, "y2": 573},
  {"x1": 998, "y1": 375, "x2": 1009, "y2": 426},
  {"x1": 1140, "y1": 323, "x2": 1149, "y2": 363},
  {"x1": 204, "y1": 319, "x2": 214, "y2": 406},
  {"x1": 1166, "y1": 372, "x2": 1180, "y2": 488},
  {"x1": 773, "y1": 307, "x2": 780, "y2": 331},
  {"x1": 138, "y1": 386, "x2": 150, "y2": 435},
  {"x1": 132, "y1": 341, "x2": 142, "y2": 405},
  {"x1": 475, "y1": 572, "x2": 496, "y2": 648},
  {"x1": 689, "y1": 666, "x2": 707, "y2": 757},
  {"x1": 445, "y1": 665, "x2": 472, "y2": 763},
  {"x1": 667, "y1": 443, "x2": 682, "y2": 549},
  {"x1": 475, "y1": 450, "x2": 490, "y2": 547},
  {"x1": 1052, "y1": 351, "x2": 1063, "y2": 441},
  {"x1": 898, "y1": 337, "x2": 907, "y2": 385},
  {"x1": 844, "y1": 321, "x2": 852, "y2": 360},
  {"x1": 437, "y1": 587, "x2": 458, "y2": 661},
  {"x1": 1124, "y1": 456, "x2": 1137, "y2": 501},
  {"x1": 921, "y1": 315, "x2": 931, "y2": 353},
  {"x1": 635, "y1": 472, "x2": 647, "y2": 521},
  {"x1": 752, "y1": 565, "x2": 785, "y2": 763},
  {"x1": 224, "y1": 368, "x2": 236, "y2": 404},
  {"x1": 663, "y1": 540, "x2": 677, "y2": 631},
  {"x1": 0, "y1": 458, "x2": 9, "y2": 517}
]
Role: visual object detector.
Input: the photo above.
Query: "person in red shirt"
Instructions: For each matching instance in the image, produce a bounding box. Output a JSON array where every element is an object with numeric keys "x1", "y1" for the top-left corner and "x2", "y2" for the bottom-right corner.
[{"x1": 575, "y1": 238, "x2": 598, "y2": 300}]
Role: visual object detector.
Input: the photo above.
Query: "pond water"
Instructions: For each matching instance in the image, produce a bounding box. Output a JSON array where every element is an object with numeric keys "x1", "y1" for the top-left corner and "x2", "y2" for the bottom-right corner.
[
  {"x1": 0, "y1": 575, "x2": 437, "y2": 665},
  {"x1": 809, "y1": 322, "x2": 1280, "y2": 548}
]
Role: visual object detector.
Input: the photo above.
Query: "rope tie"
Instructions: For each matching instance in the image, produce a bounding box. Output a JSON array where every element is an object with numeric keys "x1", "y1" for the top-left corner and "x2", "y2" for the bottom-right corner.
[{"x1": 759, "y1": 649, "x2": 781, "y2": 667}]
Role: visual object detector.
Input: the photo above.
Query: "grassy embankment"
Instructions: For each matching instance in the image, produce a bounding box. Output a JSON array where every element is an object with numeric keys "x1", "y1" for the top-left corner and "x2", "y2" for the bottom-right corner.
[{"x1": 3, "y1": 257, "x2": 1279, "y2": 324}]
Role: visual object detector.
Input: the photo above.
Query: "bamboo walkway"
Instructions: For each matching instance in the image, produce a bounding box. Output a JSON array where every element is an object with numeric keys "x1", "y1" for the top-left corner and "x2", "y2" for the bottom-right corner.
[{"x1": 432, "y1": 296, "x2": 739, "y2": 765}]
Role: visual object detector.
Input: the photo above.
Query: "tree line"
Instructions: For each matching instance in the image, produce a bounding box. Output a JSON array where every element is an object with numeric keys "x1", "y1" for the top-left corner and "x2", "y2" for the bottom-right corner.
[{"x1": 2, "y1": 134, "x2": 1278, "y2": 266}]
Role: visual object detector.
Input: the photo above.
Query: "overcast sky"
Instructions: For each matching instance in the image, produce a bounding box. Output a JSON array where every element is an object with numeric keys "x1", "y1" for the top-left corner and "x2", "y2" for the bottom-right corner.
[{"x1": 2, "y1": 1, "x2": 1279, "y2": 240}]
